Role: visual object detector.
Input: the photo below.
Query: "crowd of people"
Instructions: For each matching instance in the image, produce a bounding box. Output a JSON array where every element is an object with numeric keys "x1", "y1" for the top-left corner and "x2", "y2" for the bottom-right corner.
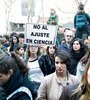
[{"x1": 0, "y1": 3, "x2": 90, "y2": 100}]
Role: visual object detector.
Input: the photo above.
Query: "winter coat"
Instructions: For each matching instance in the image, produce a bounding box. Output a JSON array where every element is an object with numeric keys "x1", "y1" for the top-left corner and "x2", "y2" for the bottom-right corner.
[
  {"x1": 69, "y1": 50, "x2": 86, "y2": 75},
  {"x1": 3, "y1": 69, "x2": 34, "y2": 100},
  {"x1": 10, "y1": 43, "x2": 19, "y2": 52},
  {"x1": 38, "y1": 54, "x2": 55, "y2": 76},
  {"x1": 58, "y1": 42, "x2": 70, "y2": 55},
  {"x1": 38, "y1": 72, "x2": 79, "y2": 100}
]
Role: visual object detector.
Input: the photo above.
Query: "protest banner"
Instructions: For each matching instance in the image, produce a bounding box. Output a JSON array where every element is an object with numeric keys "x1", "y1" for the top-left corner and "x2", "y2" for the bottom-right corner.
[{"x1": 24, "y1": 23, "x2": 58, "y2": 46}]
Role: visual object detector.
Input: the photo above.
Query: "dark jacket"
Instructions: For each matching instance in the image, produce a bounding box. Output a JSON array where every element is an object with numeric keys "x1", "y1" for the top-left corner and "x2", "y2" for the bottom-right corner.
[
  {"x1": 59, "y1": 83, "x2": 80, "y2": 100},
  {"x1": 69, "y1": 50, "x2": 86, "y2": 75},
  {"x1": 39, "y1": 54, "x2": 55, "y2": 76},
  {"x1": 3, "y1": 69, "x2": 34, "y2": 100},
  {"x1": 58, "y1": 42, "x2": 70, "y2": 55},
  {"x1": 10, "y1": 43, "x2": 19, "y2": 52},
  {"x1": 0, "y1": 84, "x2": 6, "y2": 100}
]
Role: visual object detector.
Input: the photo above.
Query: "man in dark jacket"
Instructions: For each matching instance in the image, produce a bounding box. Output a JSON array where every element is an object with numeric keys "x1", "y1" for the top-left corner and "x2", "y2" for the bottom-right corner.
[{"x1": 74, "y1": 3, "x2": 90, "y2": 39}]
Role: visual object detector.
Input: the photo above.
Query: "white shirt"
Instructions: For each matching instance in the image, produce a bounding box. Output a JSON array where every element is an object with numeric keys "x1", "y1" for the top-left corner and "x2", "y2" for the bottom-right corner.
[{"x1": 27, "y1": 58, "x2": 44, "y2": 82}]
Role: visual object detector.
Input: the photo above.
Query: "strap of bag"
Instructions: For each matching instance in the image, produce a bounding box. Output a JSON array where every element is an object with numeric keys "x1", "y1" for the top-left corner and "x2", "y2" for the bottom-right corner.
[{"x1": 7, "y1": 86, "x2": 33, "y2": 100}]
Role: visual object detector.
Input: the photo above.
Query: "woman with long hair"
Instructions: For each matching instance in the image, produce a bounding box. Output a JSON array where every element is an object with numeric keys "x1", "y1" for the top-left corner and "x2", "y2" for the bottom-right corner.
[
  {"x1": 26, "y1": 45, "x2": 44, "y2": 83},
  {"x1": 39, "y1": 45, "x2": 57, "y2": 76},
  {"x1": 69, "y1": 38, "x2": 86, "y2": 75},
  {"x1": 26, "y1": 45, "x2": 44, "y2": 99},
  {"x1": 9, "y1": 35, "x2": 19, "y2": 52}
]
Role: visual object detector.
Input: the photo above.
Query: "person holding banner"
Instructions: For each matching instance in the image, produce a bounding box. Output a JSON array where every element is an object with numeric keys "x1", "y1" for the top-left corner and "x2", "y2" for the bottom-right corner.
[
  {"x1": 26, "y1": 45, "x2": 44, "y2": 99},
  {"x1": 26, "y1": 45, "x2": 44, "y2": 82},
  {"x1": 39, "y1": 45, "x2": 57, "y2": 76}
]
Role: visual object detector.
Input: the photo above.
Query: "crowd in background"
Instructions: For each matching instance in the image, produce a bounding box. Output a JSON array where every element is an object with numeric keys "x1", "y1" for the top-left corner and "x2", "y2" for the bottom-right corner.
[{"x1": 0, "y1": 3, "x2": 90, "y2": 100}]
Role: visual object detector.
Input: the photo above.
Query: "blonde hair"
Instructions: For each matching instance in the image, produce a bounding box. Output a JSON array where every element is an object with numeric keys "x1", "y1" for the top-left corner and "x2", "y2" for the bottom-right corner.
[{"x1": 73, "y1": 58, "x2": 90, "y2": 100}]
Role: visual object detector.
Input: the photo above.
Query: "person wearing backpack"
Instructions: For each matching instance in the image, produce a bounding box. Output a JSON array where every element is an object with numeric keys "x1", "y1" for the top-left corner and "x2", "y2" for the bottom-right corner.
[{"x1": 74, "y1": 3, "x2": 90, "y2": 39}]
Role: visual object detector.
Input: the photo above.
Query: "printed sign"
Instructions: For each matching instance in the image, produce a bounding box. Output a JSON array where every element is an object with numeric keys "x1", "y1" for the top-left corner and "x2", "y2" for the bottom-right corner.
[{"x1": 25, "y1": 23, "x2": 58, "y2": 46}]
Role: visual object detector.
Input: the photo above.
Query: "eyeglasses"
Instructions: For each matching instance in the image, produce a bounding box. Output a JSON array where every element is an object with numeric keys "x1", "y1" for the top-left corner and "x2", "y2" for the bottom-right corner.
[
  {"x1": 66, "y1": 35, "x2": 73, "y2": 37},
  {"x1": 30, "y1": 45, "x2": 38, "y2": 48}
]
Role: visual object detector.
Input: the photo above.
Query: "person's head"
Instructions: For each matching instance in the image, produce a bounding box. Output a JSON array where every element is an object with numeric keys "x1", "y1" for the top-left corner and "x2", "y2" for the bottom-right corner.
[
  {"x1": 18, "y1": 33, "x2": 24, "y2": 44},
  {"x1": 46, "y1": 45, "x2": 57, "y2": 55},
  {"x1": 0, "y1": 53, "x2": 28, "y2": 85},
  {"x1": 50, "y1": 8, "x2": 56, "y2": 15},
  {"x1": 12, "y1": 35, "x2": 19, "y2": 44},
  {"x1": 70, "y1": 38, "x2": 86, "y2": 53},
  {"x1": 78, "y1": 3, "x2": 84, "y2": 11},
  {"x1": 26, "y1": 45, "x2": 39, "y2": 58},
  {"x1": 54, "y1": 50, "x2": 71, "y2": 75},
  {"x1": 10, "y1": 32, "x2": 17, "y2": 38},
  {"x1": 15, "y1": 45, "x2": 24, "y2": 56},
  {"x1": 64, "y1": 30, "x2": 74, "y2": 44},
  {"x1": 2, "y1": 35, "x2": 9, "y2": 44}
]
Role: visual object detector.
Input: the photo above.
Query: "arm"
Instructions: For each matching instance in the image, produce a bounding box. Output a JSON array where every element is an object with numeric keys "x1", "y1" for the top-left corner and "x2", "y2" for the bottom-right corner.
[
  {"x1": 47, "y1": 17, "x2": 52, "y2": 24},
  {"x1": 85, "y1": 13, "x2": 90, "y2": 25},
  {"x1": 37, "y1": 78, "x2": 47, "y2": 100},
  {"x1": 38, "y1": 55, "x2": 46, "y2": 76}
]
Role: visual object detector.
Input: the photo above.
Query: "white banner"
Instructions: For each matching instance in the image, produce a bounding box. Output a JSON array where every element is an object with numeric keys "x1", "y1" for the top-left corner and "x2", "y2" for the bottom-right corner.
[{"x1": 25, "y1": 23, "x2": 58, "y2": 46}]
